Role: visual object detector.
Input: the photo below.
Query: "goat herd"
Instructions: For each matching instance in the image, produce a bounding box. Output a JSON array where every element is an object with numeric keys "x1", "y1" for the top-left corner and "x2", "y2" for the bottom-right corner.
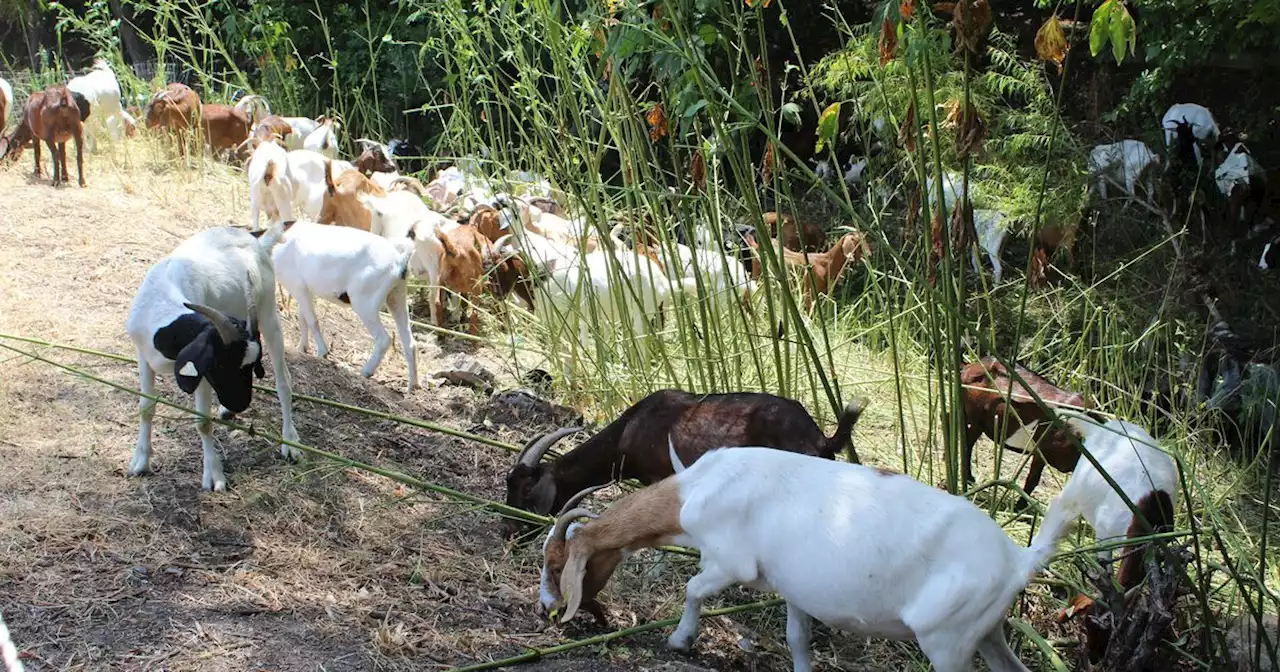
[{"x1": 0, "y1": 60, "x2": 1225, "y2": 672}]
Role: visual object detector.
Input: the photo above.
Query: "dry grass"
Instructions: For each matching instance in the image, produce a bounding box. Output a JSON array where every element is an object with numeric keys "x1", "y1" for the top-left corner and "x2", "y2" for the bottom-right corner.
[{"x1": 0, "y1": 136, "x2": 1161, "y2": 671}]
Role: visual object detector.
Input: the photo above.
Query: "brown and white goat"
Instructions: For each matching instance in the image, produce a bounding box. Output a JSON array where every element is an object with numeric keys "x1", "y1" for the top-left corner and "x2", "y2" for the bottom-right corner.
[
  {"x1": 145, "y1": 83, "x2": 201, "y2": 158},
  {"x1": 747, "y1": 230, "x2": 870, "y2": 308},
  {"x1": 762, "y1": 211, "x2": 826, "y2": 252},
  {"x1": 959, "y1": 357, "x2": 1095, "y2": 504},
  {"x1": 201, "y1": 103, "x2": 251, "y2": 157},
  {"x1": 486, "y1": 234, "x2": 536, "y2": 313},
  {"x1": 1, "y1": 86, "x2": 87, "y2": 187},
  {"x1": 437, "y1": 223, "x2": 493, "y2": 334},
  {"x1": 318, "y1": 164, "x2": 387, "y2": 232},
  {"x1": 503, "y1": 389, "x2": 864, "y2": 538}
]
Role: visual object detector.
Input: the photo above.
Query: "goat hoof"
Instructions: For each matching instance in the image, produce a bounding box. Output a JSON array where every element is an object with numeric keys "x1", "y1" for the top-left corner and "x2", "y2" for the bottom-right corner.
[
  {"x1": 667, "y1": 632, "x2": 696, "y2": 651},
  {"x1": 203, "y1": 472, "x2": 228, "y2": 492},
  {"x1": 280, "y1": 443, "x2": 302, "y2": 462},
  {"x1": 126, "y1": 457, "x2": 150, "y2": 477}
]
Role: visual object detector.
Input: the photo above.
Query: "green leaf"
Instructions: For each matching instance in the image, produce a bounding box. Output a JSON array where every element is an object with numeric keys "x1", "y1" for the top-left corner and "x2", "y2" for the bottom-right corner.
[
  {"x1": 781, "y1": 102, "x2": 802, "y2": 128},
  {"x1": 684, "y1": 98, "x2": 709, "y2": 118},
  {"x1": 1089, "y1": 0, "x2": 1115, "y2": 57},
  {"x1": 814, "y1": 101, "x2": 841, "y2": 153},
  {"x1": 1108, "y1": 2, "x2": 1136, "y2": 63},
  {"x1": 697, "y1": 23, "x2": 718, "y2": 46}
]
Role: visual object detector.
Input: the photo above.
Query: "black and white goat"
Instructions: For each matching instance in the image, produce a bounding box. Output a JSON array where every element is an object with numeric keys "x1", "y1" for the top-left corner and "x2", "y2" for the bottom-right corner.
[{"x1": 125, "y1": 223, "x2": 301, "y2": 491}]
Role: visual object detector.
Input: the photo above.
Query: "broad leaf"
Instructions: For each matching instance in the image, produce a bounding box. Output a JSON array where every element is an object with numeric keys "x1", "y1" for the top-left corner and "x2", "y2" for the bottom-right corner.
[
  {"x1": 1089, "y1": 0, "x2": 1115, "y2": 57},
  {"x1": 815, "y1": 102, "x2": 841, "y2": 153},
  {"x1": 781, "y1": 102, "x2": 802, "y2": 128}
]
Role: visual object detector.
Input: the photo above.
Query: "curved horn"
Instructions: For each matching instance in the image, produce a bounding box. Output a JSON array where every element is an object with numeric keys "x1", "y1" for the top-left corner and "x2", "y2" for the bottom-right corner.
[
  {"x1": 556, "y1": 484, "x2": 609, "y2": 518},
  {"x1": 552, "y1": 506, "x2": 599, "y2": 543},
  {"x1": 492, "y1": 233, "x2": 519, "y2": 255},
  {"x1": 184, "y1": 302, "x2": 241, "y2": 344},
  {"x1": 517, "y1": 426, "x2": 583, "y2": 468}
]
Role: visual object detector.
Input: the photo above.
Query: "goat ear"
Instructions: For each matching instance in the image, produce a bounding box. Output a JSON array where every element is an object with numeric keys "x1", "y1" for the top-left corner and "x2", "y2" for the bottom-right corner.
[
  {"x1": 529, "y1": 478, "x2": 557, "y2": 515},
  {"x1": 172, "y1": 332, "x2": 216, "y2": 394},
  {"x1": 559, "y1": 541, "x2": 592, "y2": 623}
]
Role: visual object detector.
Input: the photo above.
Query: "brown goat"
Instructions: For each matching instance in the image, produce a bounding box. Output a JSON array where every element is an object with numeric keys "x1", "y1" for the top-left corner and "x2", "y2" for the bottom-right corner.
[
  {"x1": 1, "y1": 86, "x2": 86, "y2": 187},
  {"x1": 437, "y1": 223, "x2": 493, "y2": 334},
  {"x1": 145, "y1": 83, "x2": 201, "y2": 158},
  {"x1": 763, "y1": 212, "x2": 826, "y2": 252},
  {"x1": 253, "y1": 115, "x2": 293, "y2": 145},
  {"x1": 747, "y1": 230, "x2": 870, "y2": 307},
  {"x1": 486, "y1": 234, "x2": 536, "y2": 314},
  {"x1": 352, "y1": 146, "x2": 397, "y2": 175},
  {"x1": 504, "y1": 390, "x2": 864, "y2": 540},
  {"x1": 318, "y1": 161, "x2": 385, "y2": 231},
  {"x1": 200, "y1": 103, "x2": 251, "y2": 156},
  {"x1": 959, "y1": 356, "x2": 1095, "y2": 503},
  {"x1": 468, "y1": 204, "x2": 507, "y2": 243}
]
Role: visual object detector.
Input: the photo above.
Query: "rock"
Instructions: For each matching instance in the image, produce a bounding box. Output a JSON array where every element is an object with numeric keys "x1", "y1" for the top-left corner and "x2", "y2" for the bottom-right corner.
[
  {"x1": 1227, "y1": 611, "x2": 1280, "y2": 672},
  {"x1": 486, "y1": 388, "x2": 583, "y2": 427},
  {"x1": 433, "y1": 356, "x2": 495, "y2": 392}
]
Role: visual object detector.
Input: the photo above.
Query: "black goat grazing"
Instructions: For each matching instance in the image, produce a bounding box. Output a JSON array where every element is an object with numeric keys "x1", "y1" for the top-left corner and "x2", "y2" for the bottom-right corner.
[{"x1": 502, "y1": 389, "x2": 865, "y2": 537}]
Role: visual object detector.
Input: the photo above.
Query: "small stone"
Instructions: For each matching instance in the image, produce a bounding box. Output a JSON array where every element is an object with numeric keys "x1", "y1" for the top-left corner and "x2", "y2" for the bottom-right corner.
[{"x1": 433, "y1": 356, "x2": 495, "y2": 392}]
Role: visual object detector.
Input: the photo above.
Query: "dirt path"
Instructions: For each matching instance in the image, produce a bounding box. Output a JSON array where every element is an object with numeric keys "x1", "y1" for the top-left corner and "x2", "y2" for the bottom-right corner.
[{"x1": 0, "y1": 154, "x2": 797, "y2": 671}]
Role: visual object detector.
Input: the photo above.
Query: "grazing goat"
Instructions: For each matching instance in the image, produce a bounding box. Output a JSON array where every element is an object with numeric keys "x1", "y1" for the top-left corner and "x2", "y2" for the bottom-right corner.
[
  {"x1": 201, "y1": 103, "x2": 251, "y2": 156},
  {"x1": 487, "y1": 234, "x2": 536, "y2": 313},
  {"x1": 253, "y1": 115, "x2": 294, "y2": 145},
  {"x1": 468, "y1": 204, "x2": 507, "y2": 242},
  {"x1": 1007, "y1": 411, "x2": 1177, "y2": 663},
  {"x1": 436, "y1": 223, "x2": 494, "y2": 334},
  {"x1": 145, "y1": 84, "x2": 201, "y2": 158},
  {"x1": 1215, "y1": 141, "x2": 1269, "y2": 231},
  {"x1": 66, "y1": 59, "x2": 136, "y2": 150},
  {"x1": 271, "y1": 221, "x2": 418, "y2": 392},
  {"x1": 747, "y1": 231, "x2": 870, "y2": 308},
  {"x1": 1161, "y1": 103, "x2": 1219, "y2": 166},
  {"x1": 2, "y1": 86, "x2": 87, "y2": 187},
  {"x1": 1089, "y1": 140, "x2": 1160, "y2": 200},
  {"x1": 959, "y1": 357, "x2": 1095, "y2": 502},
  {"x1": 280, "y1": 115, "x2": 323, "y2": 151},
  {"x1": 504, "y1": 389, "x2": 864, "y2": 538},
  {"x1": 0, "y1": 75, "x2": 11, "y2": 137},
  {"x1": 125, "y1": 223, "x2": 301, "y2": 491},
  {"x1": 970, "y1": 209, "x2": 1010, "y2": 284},
  {"x1": 762, "y1": 212, "x2": 826, "y2": 252},
  {"x1": 247, "y1": 139, "x2": 293, "y2": 230},
  {"x1": 233, "y1": 94, "x2": 271, "y2": 125},
  {"x1": 544, "y1": 441, "x2": 1070, "y2": 672}
]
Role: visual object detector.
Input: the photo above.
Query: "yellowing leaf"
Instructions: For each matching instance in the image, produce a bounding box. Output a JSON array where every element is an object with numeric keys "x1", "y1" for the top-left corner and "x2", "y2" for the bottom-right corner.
[
  {"x1": 815, "y1": 102, "x2": 841, "y2": 154},
  {"x1": 647, "y1": 104, "x2": 668, "y2": 142},
  {"x1": 1035, "y1": 16, "x2": 1068, "y2": 72},
  {"x1": 879, "y1": 17, "x2": 898, "y2": 66}
]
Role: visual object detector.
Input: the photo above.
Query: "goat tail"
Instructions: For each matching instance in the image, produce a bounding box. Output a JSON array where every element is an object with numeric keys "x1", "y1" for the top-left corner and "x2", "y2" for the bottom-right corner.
[
  {"x1": 823, "y1": 397, "x2": 867, "y2": 461},
  {"x1": 323, "y1": 158, "x2": 336, "y2": 196}
]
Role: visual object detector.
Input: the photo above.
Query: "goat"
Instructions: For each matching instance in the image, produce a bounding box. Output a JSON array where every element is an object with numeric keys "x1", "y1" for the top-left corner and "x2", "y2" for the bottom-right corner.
[
  {"x1": 1215, "y1": 141, "x2": 1269, "y2": 231},
  {"x1": 0, "y1": 75, "x2": 11, "y2": 138},
  {"x1": 253, "y1": 115, "x2": 294, "y2": 145},
  {"x1": 233, "y1": 94, "x2": 271, "y2": 125},
  {"x1": 66, "y1": 58, "x2": 136, "y2": 150},
  {"x1": 544, "y1": 437, "x2": 1071, "y2": 672},
  {"x1": 1089, "y1": 140, "x2": 1161, "y2": 200},
  {"x1": 436, "y1": 223, "x2": 494, "y2": 334},
  {"x1": 200, "y1": 103, "x2": 251, "y2": 156},
  {"x1": 487, "y1": 234, "x2": 536, "y2": 313},
  {"x1": 1161, "y1": 103, "x2": 1219, "y2": 166},
  {"x1": 505, "y1": 389, "x2": 864, "y2": 539},
  {"x1": 303, "y1": 117, "x2": 339, "y2": 158},
  {"x1": 247, "y1": 138, "x2": 293, "y2": 231},
  {"x1": 145, "y1": 84, "x2": 201, "y2": 159},
  {"x1": 3, "y1": 86, "x2": 87, "y2": 187},
  {"x1": 970, "y1": 209, "x2": 1009, "y2": 284},
  {"x1": 125, "y1": 223, "x2": 301, "y2": 492},
  {"x1": 468, "y1": 204, "x2": 507, "y2": 242},
  {"x1": 352, "y1": 140, "x2": 397, "y2": 176},
  {"x1": 761, "y1": 212, "x2": 826, "y2": 253},
  {"x1": 959, "y1": 357, "x2": 1095, "y2": 502},
  {"x1": 280, "y1": 115, "x2": 323, "y2": 150},
  {"x1": 271, "y1": 221, "x2": 418, "y2": 392},
  {"x1": 747, "y1": 231, "x2": 870, "y2": 308},
  {"x1": 1007, "y1": 411, "x2": 1177, "y2": 663}
]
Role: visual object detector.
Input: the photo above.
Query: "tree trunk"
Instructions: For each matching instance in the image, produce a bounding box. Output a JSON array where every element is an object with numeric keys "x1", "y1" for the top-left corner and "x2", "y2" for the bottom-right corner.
[
  {"x1": 106, "y1": 0, "x2": 147, "y2": 64},
  {"x1": 24, "y1": 0, "x2": 48, "y2": 70}
]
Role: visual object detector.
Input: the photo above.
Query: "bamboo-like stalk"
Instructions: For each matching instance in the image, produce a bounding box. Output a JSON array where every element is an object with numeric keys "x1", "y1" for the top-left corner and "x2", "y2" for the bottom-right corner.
[{"x1": 445, "y1": 598, "x2": 785, "y2": 672}]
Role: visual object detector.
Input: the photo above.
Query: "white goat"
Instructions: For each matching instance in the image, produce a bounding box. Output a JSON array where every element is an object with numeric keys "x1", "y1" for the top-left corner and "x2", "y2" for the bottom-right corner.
[
  {"x1": 925, "y1": 171, "x2": 962, "y2": 215},
  {"x1": 233, "y1": 94, "x2": 271, "y2": 124},
  {"x1": 303, "y1": 118, "x2": 339, "y2": 158},
  {"x1": 271, "y1": 221, "x2": 418, "y2": 392},
  {"x1": 546, "y1": 441, "x2": 1071, "y2": 672},
  {"x1": 66, "y1": 59, "x2": 136, "y2": 149},
  {"x1": 126, "y1": 223, "x2": 301, "y2": 492},
  {"x1": 0, "y1": 76, "x2": 13, "y2": 137},
  {"x1": 1089, "y1": 140, "x2": 1161, "y2": 200},
  {"x1": 1161, "y1": 103, "x2": 1219, "y2": 165},
  {"x1": 289, "y1": 150, "x2": 353, "y2": 218},
  {"x1": 1215, "y1": 142, "x2": 1264, "y2": 200},
  {"x1": 281, "y1": 116, "x2": 322, "y2": 151},
  {"x1": 1008, "y1": 411, "x2": 1177, "y2": 655},
  {"x1": 970, "y1": 209, "x2": 1010, "y2": 284},
  {"x1": 247, "y1": 139, "x2": 294, "y2": 231}
]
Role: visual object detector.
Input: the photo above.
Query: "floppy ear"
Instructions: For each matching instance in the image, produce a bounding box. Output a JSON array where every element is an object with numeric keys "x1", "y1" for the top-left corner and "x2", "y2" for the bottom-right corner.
[
  {"x1": 559, "y1": 539, "x2": 592, "y2": 623},
  {"x1": 1004, "y1": 421, "x2": 1040, "y2": 451},
  {"x1": 172, "y1": 332, "x2": 216, "y2": 393}
]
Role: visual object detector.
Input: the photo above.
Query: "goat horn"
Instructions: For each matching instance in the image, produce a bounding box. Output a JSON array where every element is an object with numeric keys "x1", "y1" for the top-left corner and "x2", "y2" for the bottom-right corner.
[
  {"x1": 517, "y1": 426, "x2": 583, "y2": 468},
  {"x1": 552, "y1": 507, "x2": 599, "y2": 544},
  {"x1": 492, "y1": 234, "x2": 518, "y2": 254},
  {"x1": 184, "y1": 302, "x2": 241, "y2": 345}
]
